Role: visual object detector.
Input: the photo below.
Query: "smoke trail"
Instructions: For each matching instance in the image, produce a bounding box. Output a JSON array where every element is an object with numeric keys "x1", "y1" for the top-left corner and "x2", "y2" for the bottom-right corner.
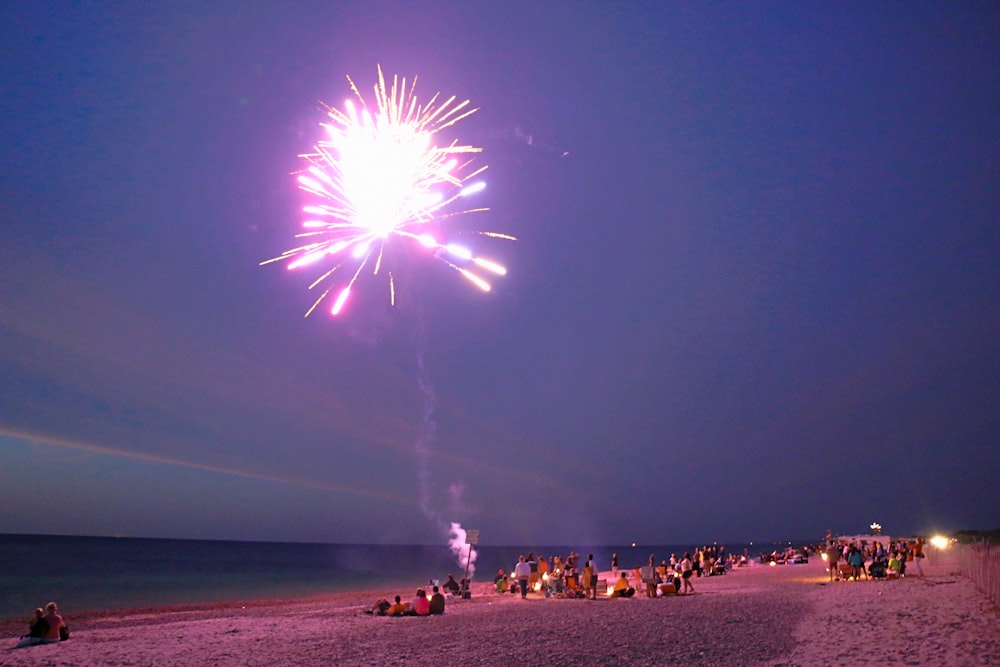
[
  {"x1": 412, "y1": 310, "x2": 478, "y2": 577},
  {"x1": 447, "y1": 522, "x2": 477, "y2": 578},
  {"x1": 414, "y1": 328, "x2": 438, "y2": 523}
]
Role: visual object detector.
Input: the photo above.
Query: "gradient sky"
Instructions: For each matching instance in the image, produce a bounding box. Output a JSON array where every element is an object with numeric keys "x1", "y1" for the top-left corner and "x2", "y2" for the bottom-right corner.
[{"x1": 2, "y1": 2, "x2": 998, "y2": 547}]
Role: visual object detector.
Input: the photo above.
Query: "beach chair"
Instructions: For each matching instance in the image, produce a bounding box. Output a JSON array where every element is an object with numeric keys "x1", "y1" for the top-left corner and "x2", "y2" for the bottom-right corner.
[
  {"x1": 640, "y1": 566, "x2": 658, "y2": 597},
  {"x1": 838, "y1": 563, "x2": 852, "y2": 580},
  {"x1": 869, "y1": 561, "x2": 886, "y2": 579}
]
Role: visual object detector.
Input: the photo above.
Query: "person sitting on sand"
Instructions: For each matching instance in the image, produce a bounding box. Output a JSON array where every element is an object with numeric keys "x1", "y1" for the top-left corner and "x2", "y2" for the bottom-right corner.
[
  {"x1": 41, "y1": 602, "x2": 65, "y2": 644},
  {"x1": 611, "y1": 572, "x2": 634, "y2": 597},
  {"x1": 408, "y1": 589, "x2": 431, "y2": 616},
  {"x1": 443, "y1": 573, "x2": 461, "y2": 595},
  {"x1": 387, "y1": 595, "x2": 409, "y2": 616},
  {"x1": 429, "y1": 586, "x2": 445, "y2": 615},
  {"x1": 365, "y1": 598, "x2": 391, "y2": 615},
  {"x1": 887, "y1": 553, "x2": 902, "y2": 579},
  {"x1": 15, "y1": 608, "x2": 49, "y2": 648}
]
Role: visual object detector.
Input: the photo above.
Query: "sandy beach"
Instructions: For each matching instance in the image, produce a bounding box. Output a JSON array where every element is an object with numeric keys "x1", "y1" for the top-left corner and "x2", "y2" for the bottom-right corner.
[{"x1": 3, "y1": 554, "x2": 998, "y2": 666}]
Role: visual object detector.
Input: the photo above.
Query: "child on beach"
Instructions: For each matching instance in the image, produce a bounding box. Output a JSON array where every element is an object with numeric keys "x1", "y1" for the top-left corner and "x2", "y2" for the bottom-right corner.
[{"x1": 887, "y1": 553, "x2": 902, "y2": 578}]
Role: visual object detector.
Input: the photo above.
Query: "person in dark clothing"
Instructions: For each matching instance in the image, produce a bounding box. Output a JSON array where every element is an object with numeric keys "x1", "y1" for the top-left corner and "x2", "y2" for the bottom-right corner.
[
  {"x1": 429, "y1": 585, "x2": 446, "y2": 614},
  {"x1": 16, "y1": 608, "x2": 49, "y2": 648}
]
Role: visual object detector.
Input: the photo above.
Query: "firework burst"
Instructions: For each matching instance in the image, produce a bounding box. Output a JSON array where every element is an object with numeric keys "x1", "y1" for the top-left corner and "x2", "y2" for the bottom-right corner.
[{"x1": 263, "y1": 66, "x2": 514, "y2": 316}]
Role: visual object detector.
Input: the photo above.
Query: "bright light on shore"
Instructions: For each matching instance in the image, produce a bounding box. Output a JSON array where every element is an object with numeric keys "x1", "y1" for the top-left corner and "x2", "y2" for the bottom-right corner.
[{"x1": 930, "y1": 535, "x2": 951, "y2": 549}]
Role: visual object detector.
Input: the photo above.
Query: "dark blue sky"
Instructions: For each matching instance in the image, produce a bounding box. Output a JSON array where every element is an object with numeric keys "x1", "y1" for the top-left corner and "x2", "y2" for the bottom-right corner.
[{"x1": 2, "y1": 2, "x2": 998, "y2": 546}]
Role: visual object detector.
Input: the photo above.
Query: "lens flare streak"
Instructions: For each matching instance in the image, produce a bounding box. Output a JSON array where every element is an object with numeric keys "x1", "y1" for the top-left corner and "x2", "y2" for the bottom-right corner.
[{"x1": 262, "y1": 66, "x2": 513, "y2": 316}]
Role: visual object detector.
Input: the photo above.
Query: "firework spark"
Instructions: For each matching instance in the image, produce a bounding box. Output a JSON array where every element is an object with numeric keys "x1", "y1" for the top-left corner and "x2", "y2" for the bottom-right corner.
[{"x1": 262, "y1": 66, "x2": 514, "y2": 316}]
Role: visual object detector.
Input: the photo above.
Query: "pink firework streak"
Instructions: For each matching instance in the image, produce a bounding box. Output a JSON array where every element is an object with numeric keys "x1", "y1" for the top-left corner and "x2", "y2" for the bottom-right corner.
[{"x1": 262, "y1": 66, "x2": 515, "y2": 316}]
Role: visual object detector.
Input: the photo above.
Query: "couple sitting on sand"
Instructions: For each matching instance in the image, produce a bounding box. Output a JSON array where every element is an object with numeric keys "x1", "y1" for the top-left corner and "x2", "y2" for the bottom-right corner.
[{"x1": 15, "y1": 602, "x2": 67, "y2": 648}]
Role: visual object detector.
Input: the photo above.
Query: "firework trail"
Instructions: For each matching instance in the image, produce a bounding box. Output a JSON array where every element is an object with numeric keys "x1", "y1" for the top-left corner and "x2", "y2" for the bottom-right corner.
[
  {"x1": 413, "y1": 312, "x2": 478, "y2": 576},
  {"x1": 413, "y1": 311, "x2": 437, "y2": 521},
  {"x1": 262, "y1": 66, "x2": 514, "y2": 316}
]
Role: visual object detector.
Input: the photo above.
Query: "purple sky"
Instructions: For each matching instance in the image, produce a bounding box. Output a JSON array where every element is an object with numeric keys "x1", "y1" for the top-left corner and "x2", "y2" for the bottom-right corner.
[{"x1": 2, "y1": 2, "x2": 998, "y2": 546}]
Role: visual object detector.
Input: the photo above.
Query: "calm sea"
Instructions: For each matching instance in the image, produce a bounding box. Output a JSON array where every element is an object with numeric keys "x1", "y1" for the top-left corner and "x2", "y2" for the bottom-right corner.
[{"x1": 0, "y1": 534, "x2": 805, "y2": 619}]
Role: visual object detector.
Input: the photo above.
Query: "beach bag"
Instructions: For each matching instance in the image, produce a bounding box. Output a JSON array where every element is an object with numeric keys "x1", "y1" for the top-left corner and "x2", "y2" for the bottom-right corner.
[{"x1": 60, "y1": 625, "x2": 70, "y2": 641}]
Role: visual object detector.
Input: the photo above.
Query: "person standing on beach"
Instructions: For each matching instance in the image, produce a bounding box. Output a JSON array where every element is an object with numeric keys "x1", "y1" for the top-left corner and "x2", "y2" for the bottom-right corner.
[
  {"x1": 847, "y1": 544, "x2": 865, "y2": 581},
  {"x1": 825, "y1": 541, "x2": 842, "y2": 581},
  {"x1": 912, "y1": 539, "x2": 925, "y2": 577},
  {"x1": 514, "y1": 555, "x2": 531, "y2": 599},
  {"x1": 611, "y1": 552, "x2": 618, "y2": 578},
  {"x1": 583, "y1": 554, "x2": 598, "y2": 600},
  {"x1": 680, "y1": 553, "x2": 695, "y2": 594}
]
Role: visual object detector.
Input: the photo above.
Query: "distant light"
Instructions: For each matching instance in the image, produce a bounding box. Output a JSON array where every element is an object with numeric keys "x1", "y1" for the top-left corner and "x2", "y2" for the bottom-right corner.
[{"x1": 930, "y1": 535, "x2": 950, "y2": 549}]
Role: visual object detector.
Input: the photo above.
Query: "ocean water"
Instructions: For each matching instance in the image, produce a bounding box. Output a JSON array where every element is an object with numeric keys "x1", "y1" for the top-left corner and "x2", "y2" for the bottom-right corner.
[{"x1": 0, "y1": 534, "x2": 804, "y2": 619}]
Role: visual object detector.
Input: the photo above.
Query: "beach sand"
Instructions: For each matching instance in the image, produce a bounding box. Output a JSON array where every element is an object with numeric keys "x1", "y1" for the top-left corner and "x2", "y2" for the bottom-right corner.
[{"x1": 3, "y1": 554, "x2": 998, "y2": 666}]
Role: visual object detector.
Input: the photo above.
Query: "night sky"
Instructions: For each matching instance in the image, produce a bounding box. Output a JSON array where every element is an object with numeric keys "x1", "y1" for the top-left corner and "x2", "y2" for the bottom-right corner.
[{"x1": 2, "y1": 2, "x2": 998, "y2": 547}]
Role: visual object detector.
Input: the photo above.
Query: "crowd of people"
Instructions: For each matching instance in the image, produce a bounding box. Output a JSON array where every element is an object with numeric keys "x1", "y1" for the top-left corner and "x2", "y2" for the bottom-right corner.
[
  {"x1": 14, "y1": 601, "x2": 67, "y2": 648},
  {"x1": 366, "y1": 572, "x2": 475, "y2": 617},
  {"x1": 488, "y1": 547, "x2": 735, "y2": 600},
  {"x1": 823, "y1": 537, "x2": 926, "y2": 582}
]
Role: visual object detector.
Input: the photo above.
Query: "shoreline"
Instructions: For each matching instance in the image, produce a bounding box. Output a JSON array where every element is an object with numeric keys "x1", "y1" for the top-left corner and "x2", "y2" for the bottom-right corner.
[{"x1": 4, "y1": 557, "x2": 998, "y2": 666}]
